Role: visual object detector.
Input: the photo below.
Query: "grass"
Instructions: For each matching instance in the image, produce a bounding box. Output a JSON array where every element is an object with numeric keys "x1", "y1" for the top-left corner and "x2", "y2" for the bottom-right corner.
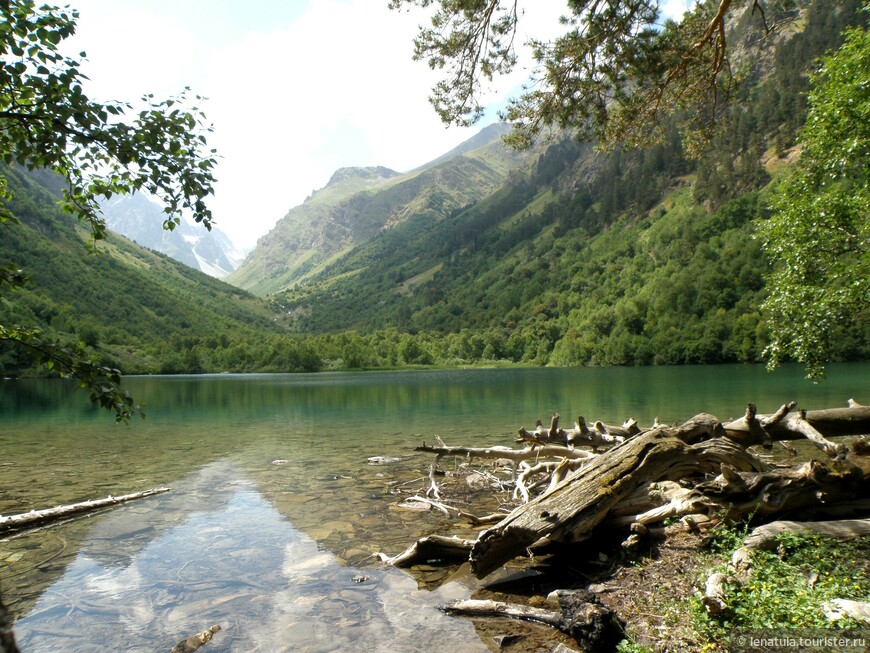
[{"x1": 690, "y1": 524, "x2": 870, "y2": 649}]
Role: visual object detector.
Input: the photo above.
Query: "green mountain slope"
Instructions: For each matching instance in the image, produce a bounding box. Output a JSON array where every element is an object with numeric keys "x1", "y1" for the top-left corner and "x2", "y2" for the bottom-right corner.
[
  {"x1": 228, "y1": 123, "x2": 531, "y2": 296},
  {"x1": 262, "y1": 0, "x2": 867, "y2": 368},
  {"x1": 0, "y1": 166, "x2": 319, "y2": 375},
  {"x1": 3, "y1": 0, "x2": 864, "y2": 378}
]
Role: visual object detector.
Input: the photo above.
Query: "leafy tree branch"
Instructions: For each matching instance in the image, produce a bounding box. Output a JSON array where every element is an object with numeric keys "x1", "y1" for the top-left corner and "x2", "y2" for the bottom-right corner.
[
  {"x1": 0, "y1": 0, "x2": 218, "y2": 420},
  {"x1": 391, "y1": 0, "x2": 787, "y2": 150},
  {"x1": 758, "y1": 18, "x2": 869, "y2": 379}
]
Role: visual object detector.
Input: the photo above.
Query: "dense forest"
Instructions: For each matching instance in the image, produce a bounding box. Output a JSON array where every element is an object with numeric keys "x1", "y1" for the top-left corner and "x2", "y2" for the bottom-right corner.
[
  {"x1": 0, "y1": 0, "x2": 866, "y2": 378},
  {"x1": 270, "y1": 0, "x2": 868, "y2": 369}
]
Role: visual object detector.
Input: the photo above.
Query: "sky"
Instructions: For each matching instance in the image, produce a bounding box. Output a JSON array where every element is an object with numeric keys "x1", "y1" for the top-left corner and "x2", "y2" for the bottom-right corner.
[{"x1": 64, "y1": 0, "x2": 696, "y2": 250}]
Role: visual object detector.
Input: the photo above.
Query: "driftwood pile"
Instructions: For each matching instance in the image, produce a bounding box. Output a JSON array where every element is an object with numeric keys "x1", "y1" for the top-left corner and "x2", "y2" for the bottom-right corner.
[{"x1": 381, "y1": 400, "x2": 870, "y2": 649}]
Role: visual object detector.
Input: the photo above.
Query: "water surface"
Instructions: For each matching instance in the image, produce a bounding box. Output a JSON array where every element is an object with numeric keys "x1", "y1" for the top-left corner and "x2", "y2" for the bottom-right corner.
[{"x1": 1, "y1": 365, "x2": 866, "y2": 651}]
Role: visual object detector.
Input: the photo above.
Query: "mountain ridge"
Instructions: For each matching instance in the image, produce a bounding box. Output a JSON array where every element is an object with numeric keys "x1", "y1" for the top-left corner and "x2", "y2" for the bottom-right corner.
[
  {"x1": 228, "y1": 122, "x2": 533, "y2": 296},
  {"x1": 101, "y1": 193, "x2": 248, "y2": 278}
]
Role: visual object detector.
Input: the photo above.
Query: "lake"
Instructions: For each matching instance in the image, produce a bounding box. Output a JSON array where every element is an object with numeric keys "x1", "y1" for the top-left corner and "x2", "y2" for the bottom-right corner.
[{"x1": 1, "y1": 364, "x2": 867, "y2": 652}]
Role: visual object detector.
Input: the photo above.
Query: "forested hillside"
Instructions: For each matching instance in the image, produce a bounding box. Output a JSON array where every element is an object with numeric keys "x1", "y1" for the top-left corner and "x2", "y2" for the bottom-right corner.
[
  {"x1": 0, "y1": 165, "x2": 320, "y2": 376},
  {"x1": 260, "y1": 0, "x2": 868, "y2": 369},
  {"x1": 2, "y1": 1, "x2": 865, "y2": 379}
]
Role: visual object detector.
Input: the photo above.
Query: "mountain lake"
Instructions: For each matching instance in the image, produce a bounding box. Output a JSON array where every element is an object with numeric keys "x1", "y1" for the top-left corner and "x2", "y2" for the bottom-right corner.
[{"x1": 1, "y1": 364, "x2": 867, "y2": 652}]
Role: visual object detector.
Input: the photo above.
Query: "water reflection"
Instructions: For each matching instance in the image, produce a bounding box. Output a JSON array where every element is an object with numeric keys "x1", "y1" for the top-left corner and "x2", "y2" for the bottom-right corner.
[
  {"x1": 2, "y1": 365, "x2": 867, "y2": 652},
  {"x1": 11, "y1": 460, "x2": 489, "y2": 653}
]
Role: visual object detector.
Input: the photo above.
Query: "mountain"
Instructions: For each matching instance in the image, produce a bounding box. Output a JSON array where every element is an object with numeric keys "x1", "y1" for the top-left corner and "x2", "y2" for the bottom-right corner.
[
  {"x1": 0, "y1": 165, "x2": 320, "y2": 376},
  {"x1": 227, "y1": 122, "x2": 533, "y2": 296},
  {"x1": 244, "y1": 0, "x2": 866, "y2": 368},
  {"x1": 100, "y1": 193, "x2": 247, "y2": 278},
  {"x1": 2, "y1": 0, "x2": 864, "y2": 378}
]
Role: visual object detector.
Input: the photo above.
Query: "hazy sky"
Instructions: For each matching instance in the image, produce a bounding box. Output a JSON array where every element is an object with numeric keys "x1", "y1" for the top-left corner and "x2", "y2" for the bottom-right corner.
[{"x1": 64, "y1": 0, "x2": 695, "y2": 250}]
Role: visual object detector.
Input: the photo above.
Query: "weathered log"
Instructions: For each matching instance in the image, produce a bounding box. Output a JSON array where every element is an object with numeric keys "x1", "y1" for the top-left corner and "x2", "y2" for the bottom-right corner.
[
  {"x1": 723, "y1": 403, "x2": 870, "y2": 449},
  {"x1": 469, "y1": 416, "x2": 766, "y2": 578},
  {"x1": 0, "y1": 487, "x2": 171, "y2": 536},
  {"x1": 377, "y1": 534, "x2": 474, "y2": 567},
  {"x1": 441, "y1": 590, "x2": 623, "y2": 650},
  {"x1": 612, "y1": 457, "x2": 869, "y2": 531},
  {"x1": 696, "y1": 459, "x2": 869, "y2": 524},
  {"x1": 702, "y1": 572, "x2": 734, "y2": 616}
]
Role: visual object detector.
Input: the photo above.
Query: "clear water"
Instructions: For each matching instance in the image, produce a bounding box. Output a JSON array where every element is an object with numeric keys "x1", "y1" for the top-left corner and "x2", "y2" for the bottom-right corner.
[{"x1": 0, "y1": 365, "x2": 866, "y2": 652}]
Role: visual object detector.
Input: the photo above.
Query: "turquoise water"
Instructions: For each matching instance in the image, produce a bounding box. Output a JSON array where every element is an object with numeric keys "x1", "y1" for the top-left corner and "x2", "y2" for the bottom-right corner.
[{"x1": 0, "y1": 364, "x2": 866, "y2": 651}]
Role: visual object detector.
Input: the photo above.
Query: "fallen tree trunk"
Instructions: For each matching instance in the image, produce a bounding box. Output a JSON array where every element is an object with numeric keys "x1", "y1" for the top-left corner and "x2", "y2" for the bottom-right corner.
[
  {"x1": 470, "y1": 415, "x2": 767, "y2": 578},
  {"x1": 723, "y1": 403, "x2": 870, "y2": 451},
  {"x1": 0, "y1": 487, "x2": 171, "y2": 536}
]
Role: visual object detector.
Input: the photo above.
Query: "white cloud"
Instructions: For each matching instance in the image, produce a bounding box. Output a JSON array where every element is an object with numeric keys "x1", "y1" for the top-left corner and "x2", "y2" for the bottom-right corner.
[{"x1": 64, "y1": 0, "x2": 569, "y2": 249}]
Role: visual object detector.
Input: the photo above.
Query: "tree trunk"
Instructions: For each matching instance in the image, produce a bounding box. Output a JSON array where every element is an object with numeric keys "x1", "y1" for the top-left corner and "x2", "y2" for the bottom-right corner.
[
  {"x1": 470, "y1": 416, "x2": 766, "y2": 578},
  {"x1": 723, "y1": 404, "x2": 870, "y2": 450},
  {"x1": 0, "y1": 487, "x2": 171, "y2": 536}
]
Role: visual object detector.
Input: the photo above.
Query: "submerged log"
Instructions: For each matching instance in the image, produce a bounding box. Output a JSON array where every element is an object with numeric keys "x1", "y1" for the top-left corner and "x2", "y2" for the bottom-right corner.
[{"x1": 0, "y1": 487, "x2": 171, "y2": 536}]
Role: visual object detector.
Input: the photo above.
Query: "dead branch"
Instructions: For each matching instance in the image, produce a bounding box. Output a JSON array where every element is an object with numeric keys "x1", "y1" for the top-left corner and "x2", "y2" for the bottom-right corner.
[
  {"x1": 377, "y1": 534, "x2": 474, "y2": 567},
  {"x1": 0, "y1": 487, "x2": 171, "y2": 536},
  {"x1": 441, "y1": 591, "x2": 623, "y2": 650}
]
